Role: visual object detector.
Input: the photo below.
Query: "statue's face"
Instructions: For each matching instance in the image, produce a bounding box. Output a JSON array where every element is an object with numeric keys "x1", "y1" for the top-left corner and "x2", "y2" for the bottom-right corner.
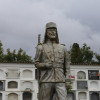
[{"x1": 47, "y1": 28, "x2": 57, "y2": 39}]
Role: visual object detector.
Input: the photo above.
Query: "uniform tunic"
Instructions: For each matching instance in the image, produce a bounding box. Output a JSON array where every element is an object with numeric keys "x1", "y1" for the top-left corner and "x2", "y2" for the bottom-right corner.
[
  {"x1": 35, "y1": 42, "x2": 70, "y2": 100},
  {"x1": 35, "y1": 42, "x2": 70, "y2": 82}
]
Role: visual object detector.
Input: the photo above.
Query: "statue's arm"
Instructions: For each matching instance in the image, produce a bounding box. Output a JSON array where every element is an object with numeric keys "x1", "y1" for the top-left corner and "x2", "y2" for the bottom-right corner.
[
  {"x1": 64, "y1": 46, "x2": 70, "y2": 79},
  {"x1": 35, "y1": 45, "x2": 44, "y2": 68},
  {"x1": 64, "y1": 46, "x2": 72, "y2": 90},
  {"x1": 35, "y1": 45, "x2": 52, "y2": 68}
]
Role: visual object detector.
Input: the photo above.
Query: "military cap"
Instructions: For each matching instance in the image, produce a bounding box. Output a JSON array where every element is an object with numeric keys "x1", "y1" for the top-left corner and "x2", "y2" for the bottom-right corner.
[{"x1": 46, "y1": 22, "x2": 57, "y2": 29}]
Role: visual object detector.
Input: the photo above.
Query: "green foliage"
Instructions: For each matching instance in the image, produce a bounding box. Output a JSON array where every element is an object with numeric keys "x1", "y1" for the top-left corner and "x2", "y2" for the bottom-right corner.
[
  {"x1": 16, "y1": 48, "x2": 23, "y2": 62},
  {"x1": 95, "y1": 53, "x2": 100, "y2": 64},
  {"x1": 4, "y1": 48, "x2": 13, "y2": 62},
  {"x1": 0, "y1": 41, "x2": 4, "y2": 62},
  {"x1": 70, "y1": 43, "x2": 94, "y2": 64},
  {"x1": 70, "y1": 43, "x2": 82, "y2": 63},
  {"x1": 4, "y1": 48, "x2": 33, "y2": 63},
  {"x1": 0, "y1": 40, "x2": 33, "y2": 63},
  {"x1": 16, "y1": 48, "x2": 32, "y2": 63},
  {"x1": 0, "y1": 40, "x2": 100, "y2": 64},
  {"x1": 67, "y1": 81, "x2": 72, "y2": 94},
  {"x1": 81, "y1": 43, "x2": 93, "y2": 64}
]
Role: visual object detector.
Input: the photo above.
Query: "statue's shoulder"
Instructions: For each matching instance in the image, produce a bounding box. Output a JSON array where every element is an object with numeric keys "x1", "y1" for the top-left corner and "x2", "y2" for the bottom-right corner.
[
  {"x1": 57, "y1": 44, "x2": 66, "y2": 50},
  {"x1": 58, "y1": 44, "x2": 67, "y2": 51},
  {"x1": 61, "y1": 44, "x2": 66, "y2": 46},
  {"x1": 37, "y1": 43, "x2": 43, "y2": 50},
  {"x1": 58, "y1": 44, "x2": 66, "y2": 47}
]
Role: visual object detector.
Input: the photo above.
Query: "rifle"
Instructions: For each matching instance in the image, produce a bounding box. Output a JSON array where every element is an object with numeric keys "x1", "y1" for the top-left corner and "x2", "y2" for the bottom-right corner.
[
  {"x1": 38, "y1": 34, "x2": 41, "y2": 45},
  {"x1": 37, "y1": 34, "x2": 41, "y2": 100}
]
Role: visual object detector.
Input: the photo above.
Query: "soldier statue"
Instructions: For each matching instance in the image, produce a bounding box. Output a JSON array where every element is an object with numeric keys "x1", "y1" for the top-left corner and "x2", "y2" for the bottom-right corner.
[{"x1": 35, "y1": 22, "x2": 70, "y2": 100}]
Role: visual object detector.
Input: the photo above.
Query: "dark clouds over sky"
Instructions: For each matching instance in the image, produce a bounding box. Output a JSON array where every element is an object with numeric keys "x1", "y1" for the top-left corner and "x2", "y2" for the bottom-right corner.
[{"x1": 0, "y1": 0, "x2": 100, "y2": 57}]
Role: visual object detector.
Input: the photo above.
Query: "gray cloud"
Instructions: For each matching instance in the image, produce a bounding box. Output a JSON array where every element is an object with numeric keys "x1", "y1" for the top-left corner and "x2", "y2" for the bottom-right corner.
[
  {"x1": 66, "y1": 0, "x2": 100, "y2": 32},
  {"x1": 0, "y1": 0, "x2": 100, "y2": 58}
]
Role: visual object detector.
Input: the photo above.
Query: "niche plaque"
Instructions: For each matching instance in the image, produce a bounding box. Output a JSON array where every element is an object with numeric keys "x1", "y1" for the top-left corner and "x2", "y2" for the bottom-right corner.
[
  {"x1": 88, "y1": 70, "x2": 99, "y2": 80},
  {"x1": 77, "y1": 81, "x2": 87, "y2": 89}
]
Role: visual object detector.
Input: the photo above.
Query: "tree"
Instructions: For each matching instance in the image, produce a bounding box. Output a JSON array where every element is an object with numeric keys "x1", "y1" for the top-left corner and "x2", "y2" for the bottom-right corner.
[
  {"x1": 20, "y1": 51, "x2": 32, "y2": 62},
  {"x1": 16, "y1": 48, "x2": 33, "y2": 63},
  {"x1": 0, "y1": 41, "x2": 4, "y2": 62},
  {"x1": 12, "y1": 49, "x2": 17, "y2": 62},
  {"x1": 0, "y1": 41, "x2": 33, "y2": 63},
  {"x1": 16, "y1": 48, "x2": 23, "y2": 62},
  {"x1": 70, "y1": 43, "x2": 82, "y2": 63},
  {"x1": 95, "y1": 53, "x2": 100, "y2": 64},
  {"x1": 3, "y1": 48, "x2": 33, "y2": 63},
  {"x1": 4, "y1": 48, "x2": 14, "y2": 62},
  {"x1": 81, "y1": 43, "x2": 93, "y2": 64}
]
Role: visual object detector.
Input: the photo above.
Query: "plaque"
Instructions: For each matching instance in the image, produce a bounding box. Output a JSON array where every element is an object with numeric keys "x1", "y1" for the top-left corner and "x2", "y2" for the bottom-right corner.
[
  {"x1": 0, "y1": 81, "x2": 3, "y2": 90},
  {"x1": 0, "y1": 81, "x2": 4, "y2": 91},
  {"x1": 88, "y1": 70, "x2": 99, "y2": 80},
  {"x1": 77, "y1": 81, "x2": 87, "y2": 89}
]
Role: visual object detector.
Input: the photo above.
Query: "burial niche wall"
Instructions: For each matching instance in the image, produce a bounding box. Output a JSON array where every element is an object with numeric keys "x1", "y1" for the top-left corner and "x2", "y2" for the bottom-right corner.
[
  {"x1": 90, "y1": 81, "x2": 98, "y2": 90},
  {"x1": 91, "y1": 93, "x2": 99, "y2": 100},
  {"x1": 8, "y1": 81, "x2": 18, "y2": 88},
  {"x1": 70, "y1": 70, "x2": 75, "y2": 79},
  {"x1": 22, "y1": 70, "x2": 32, "y2": 78},
  {"x1": 77, "y1": 81, "x2": 88, "y2": 90},
  {"x1": 0, "y1": 93, "x2": 2, "y2": 100},
  {"x1": 78, "y1": 92, "x2": 87, "y2": 100},
  {"x1": 67, "y1": 92, "x2": 75, "y2": 100},
  {"x1": 0, "y1": 81, "x2": 3, "y2": 90},
  {"x1": 0, "y1": 81, "x2": 5, "y2": 91},
  {"x1": 8, "y1": 93, "x2": 18, "y2": 100},
  {"x1": 21, "y1": 81, "x2": 33, "y2": 91},
  {"x1": 23, "y1": 92, "x2": 32, "y2": 100},
  {"x1": 77, "y1": 71, "x2": 86, "y2": 79},
  {"x1": 6, "y1": 69, "x2": 19, "y2": 78},
  {"x1": 88, "y1": 70, "x2": 99, "y2": 80},
  {"x1": 0, "y1": 69, "x2": 5, "y2": 79}
]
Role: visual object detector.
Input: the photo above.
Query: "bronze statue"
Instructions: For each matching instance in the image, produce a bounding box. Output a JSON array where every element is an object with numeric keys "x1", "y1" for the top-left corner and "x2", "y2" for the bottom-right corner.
[{"x1": 35, "y1": 22, "x2": 70, "y2": 100}]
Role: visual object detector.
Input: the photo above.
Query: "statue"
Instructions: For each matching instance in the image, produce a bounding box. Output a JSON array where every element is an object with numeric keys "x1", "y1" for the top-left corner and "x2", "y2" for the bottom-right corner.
[{"x1": 35, "y1": 22, "x2": 70, "y2": 100}]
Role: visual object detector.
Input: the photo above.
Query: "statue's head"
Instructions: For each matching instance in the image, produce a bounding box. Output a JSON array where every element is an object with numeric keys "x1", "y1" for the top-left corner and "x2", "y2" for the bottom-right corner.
[{"x1": 43, "y1": 22, "x2": 59, "y2": 43}]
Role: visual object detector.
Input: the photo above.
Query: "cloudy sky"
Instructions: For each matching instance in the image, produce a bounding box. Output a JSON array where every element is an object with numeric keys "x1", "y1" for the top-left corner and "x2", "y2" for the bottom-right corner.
[{"x1": 0, "y1": 0, "x2": 100, "y2": 58}]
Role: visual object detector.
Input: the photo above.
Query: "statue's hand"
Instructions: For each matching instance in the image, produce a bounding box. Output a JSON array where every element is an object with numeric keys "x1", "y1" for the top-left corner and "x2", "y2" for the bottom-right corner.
[
  {"x1": 35, "y1": 62, "x2": 40, "y2": 68},
  {"x1": 35, "y1": 62, "x2": 52, "y2": 69},
  {"x1": 45, "y1": 62, "x2": 52, "y2": 68}
]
